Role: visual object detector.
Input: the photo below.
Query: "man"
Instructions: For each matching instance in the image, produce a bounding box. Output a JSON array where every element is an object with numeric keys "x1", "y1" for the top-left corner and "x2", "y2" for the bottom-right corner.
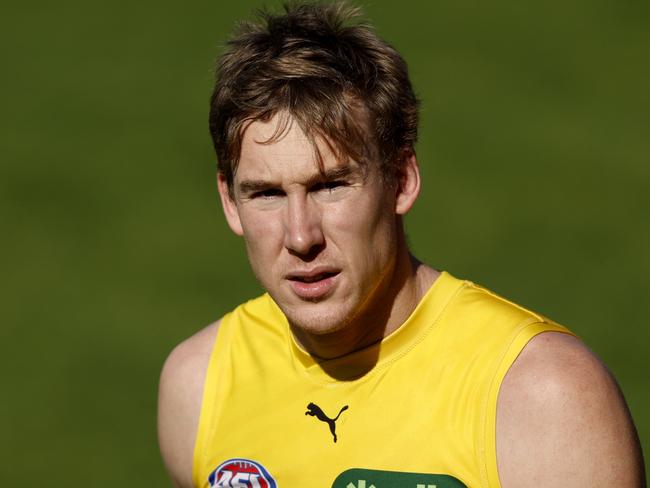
[{"x1": 158, "y1": 3, "x2": 645, "y2": 487}]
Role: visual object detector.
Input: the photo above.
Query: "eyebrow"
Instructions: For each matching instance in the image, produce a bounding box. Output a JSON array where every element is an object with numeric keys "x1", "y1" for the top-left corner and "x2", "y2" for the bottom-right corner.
[
  {"x1": 237, "y1": 179, "x2": 275, "y2": 195},
  {"x1": 237, "y1": 165, "x2": 358, "y2": 195}
]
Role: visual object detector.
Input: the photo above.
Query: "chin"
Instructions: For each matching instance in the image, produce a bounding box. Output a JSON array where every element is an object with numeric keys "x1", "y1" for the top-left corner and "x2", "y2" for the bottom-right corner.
[{"x1": 282, "y1": 300, "x2": 352, "y2": 336}]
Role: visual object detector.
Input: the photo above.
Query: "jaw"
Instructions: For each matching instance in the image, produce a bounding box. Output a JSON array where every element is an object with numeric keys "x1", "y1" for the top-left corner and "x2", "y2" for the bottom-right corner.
[{"x1": 280, "y1": 252, "x2": 406, "y2": 359}]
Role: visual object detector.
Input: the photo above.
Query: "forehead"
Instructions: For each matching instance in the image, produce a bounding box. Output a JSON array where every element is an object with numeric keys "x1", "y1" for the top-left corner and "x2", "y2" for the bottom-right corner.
[{"x1": 236, "y1": 115, "x2": 356, "y2": 183}]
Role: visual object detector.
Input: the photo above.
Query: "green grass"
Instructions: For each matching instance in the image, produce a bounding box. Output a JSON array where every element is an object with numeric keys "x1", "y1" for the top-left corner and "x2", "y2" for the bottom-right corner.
[{"x1": 1, "y1": 0, "x2": 648, "y2": 485}]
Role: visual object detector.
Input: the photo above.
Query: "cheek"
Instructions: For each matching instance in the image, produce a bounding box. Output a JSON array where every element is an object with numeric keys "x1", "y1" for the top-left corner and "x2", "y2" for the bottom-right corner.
[
  {"x1": 239, "y1": 209, "x2": 284, "y2": 264},
  {"x1": 323, "y1": 194, "x2": 397, "y2": 263},
  {"x1": 337, "y1": 189, "x2": 394, "y2": 237}
]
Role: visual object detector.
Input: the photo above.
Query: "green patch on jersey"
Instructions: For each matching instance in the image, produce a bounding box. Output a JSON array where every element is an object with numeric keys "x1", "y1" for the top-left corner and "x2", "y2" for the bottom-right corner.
[{"x1": 332, "y1": 468, "x2": 468, "y2": 488}]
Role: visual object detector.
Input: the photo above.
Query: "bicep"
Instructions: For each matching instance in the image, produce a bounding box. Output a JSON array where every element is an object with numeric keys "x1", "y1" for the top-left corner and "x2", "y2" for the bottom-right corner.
[
  {"x1": 157, "y1": 322, "x2": 219, "y2": 488},
  {"x1": 496, "y1": 332, "x2": 645, "y2": 488}
]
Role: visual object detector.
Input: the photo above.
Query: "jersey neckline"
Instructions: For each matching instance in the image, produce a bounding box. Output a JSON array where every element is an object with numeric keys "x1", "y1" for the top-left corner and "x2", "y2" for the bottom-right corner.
[{"x1": 269, "y1": 271, "x2": 466, "y2": 383}]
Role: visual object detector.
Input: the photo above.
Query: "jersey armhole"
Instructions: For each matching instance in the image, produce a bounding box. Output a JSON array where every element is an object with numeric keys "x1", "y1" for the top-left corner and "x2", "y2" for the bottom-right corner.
[
  {"x1": 481, "y1": 321, "x2": 577, "y2": 488},
  {"x1": 191, "y1": 314, "x2": 233, "y2": 488}
]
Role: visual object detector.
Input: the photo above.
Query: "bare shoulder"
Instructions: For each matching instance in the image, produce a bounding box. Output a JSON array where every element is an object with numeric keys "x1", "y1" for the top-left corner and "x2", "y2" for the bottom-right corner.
[
  {"x1": 496, "y1": 331, "x2": 645, "y2": 488},
  {"x1": 157, "y1": 320, "x2": 221, "y2": 488}
]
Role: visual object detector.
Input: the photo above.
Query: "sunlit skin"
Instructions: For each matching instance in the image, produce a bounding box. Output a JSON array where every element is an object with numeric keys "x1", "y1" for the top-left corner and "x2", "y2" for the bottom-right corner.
[{"x1": 217, "y1": 113, "x2": 438, "y2": 359}]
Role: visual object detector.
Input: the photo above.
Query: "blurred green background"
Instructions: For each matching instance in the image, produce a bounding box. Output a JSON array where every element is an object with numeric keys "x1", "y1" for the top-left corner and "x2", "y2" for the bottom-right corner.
[{"x1": 1, "y1": 0, "x2": 647, "y2": 485}]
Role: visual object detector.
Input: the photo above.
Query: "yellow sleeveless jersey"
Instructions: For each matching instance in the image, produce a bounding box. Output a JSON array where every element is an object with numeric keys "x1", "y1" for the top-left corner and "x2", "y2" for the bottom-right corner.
[{"x1": 193, "y1": 271, "x2": 574, "y2": 488}]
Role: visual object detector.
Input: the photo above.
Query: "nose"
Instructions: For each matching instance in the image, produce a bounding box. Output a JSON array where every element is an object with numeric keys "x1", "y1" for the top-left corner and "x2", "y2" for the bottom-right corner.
[{"x1": 283, "y1": 193, "x2": 324, "y2": 256}]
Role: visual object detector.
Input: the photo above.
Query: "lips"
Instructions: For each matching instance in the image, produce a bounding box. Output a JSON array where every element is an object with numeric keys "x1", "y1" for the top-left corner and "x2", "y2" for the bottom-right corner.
[
  {"x1": 289, "y1": 271, "x2": 337, "y2": 283},
  {"x1": 286, "y1": 267, "x2": 340, "y2": 300}
]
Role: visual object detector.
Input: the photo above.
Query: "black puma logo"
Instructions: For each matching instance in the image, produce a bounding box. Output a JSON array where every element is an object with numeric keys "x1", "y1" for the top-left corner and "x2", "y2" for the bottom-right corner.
[{"x1": 305, "y1": 402, "x2": 349, "y2": 443}]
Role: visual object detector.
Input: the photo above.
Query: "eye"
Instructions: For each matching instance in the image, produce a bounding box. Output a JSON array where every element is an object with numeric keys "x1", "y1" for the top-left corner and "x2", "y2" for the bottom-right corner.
[
  {"x1": 251, "y1": 188, "x2": 284, "y2": 199},
  {"x1": 313, "y1": 181, "x2": 347, "y2": 193}
]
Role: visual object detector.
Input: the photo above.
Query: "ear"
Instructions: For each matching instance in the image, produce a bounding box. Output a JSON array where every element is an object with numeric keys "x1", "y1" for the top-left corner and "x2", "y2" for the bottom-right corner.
[
  {"x1": 394, "y1": 148, "x2": 421, "y2": 215},
  {"x1": 217, "y1": 173, "x2": 244, "y2": 236}
]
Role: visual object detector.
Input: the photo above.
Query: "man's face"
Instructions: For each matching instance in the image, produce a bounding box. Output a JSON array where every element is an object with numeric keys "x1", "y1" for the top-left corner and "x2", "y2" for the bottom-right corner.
[{"x1": 219, "y1": 114, "x2": 405, "y2": 336}]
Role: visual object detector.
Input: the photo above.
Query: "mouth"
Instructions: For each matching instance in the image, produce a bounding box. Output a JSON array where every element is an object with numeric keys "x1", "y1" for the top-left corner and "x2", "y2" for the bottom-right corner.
[
  {"x1": 288, "y1": 270, "x2": 339, "y2": 283},
  {"x1": 286, "y1": 268, "x2": 340, "y2": 300}
]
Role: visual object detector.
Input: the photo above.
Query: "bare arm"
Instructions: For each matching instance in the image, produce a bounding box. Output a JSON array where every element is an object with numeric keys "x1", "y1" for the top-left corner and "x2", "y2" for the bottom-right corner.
[
  {"x1": 157, "y1": 321, "x2": 220, "y2": 488},
  {"x1": 497, "y1": 332, "x2": 645, "y2": 487}
]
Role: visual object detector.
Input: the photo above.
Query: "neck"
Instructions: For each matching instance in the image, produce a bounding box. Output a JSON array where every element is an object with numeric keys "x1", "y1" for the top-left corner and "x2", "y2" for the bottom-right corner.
[{"x1": 291, "y1": 246, "x2": 440, "y2": 360}]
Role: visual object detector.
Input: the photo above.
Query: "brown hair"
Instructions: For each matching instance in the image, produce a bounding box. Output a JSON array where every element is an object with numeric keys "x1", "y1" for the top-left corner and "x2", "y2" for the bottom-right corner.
[{"x1": 209, "y1": 1, "x2": 419, "y2": 193}]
